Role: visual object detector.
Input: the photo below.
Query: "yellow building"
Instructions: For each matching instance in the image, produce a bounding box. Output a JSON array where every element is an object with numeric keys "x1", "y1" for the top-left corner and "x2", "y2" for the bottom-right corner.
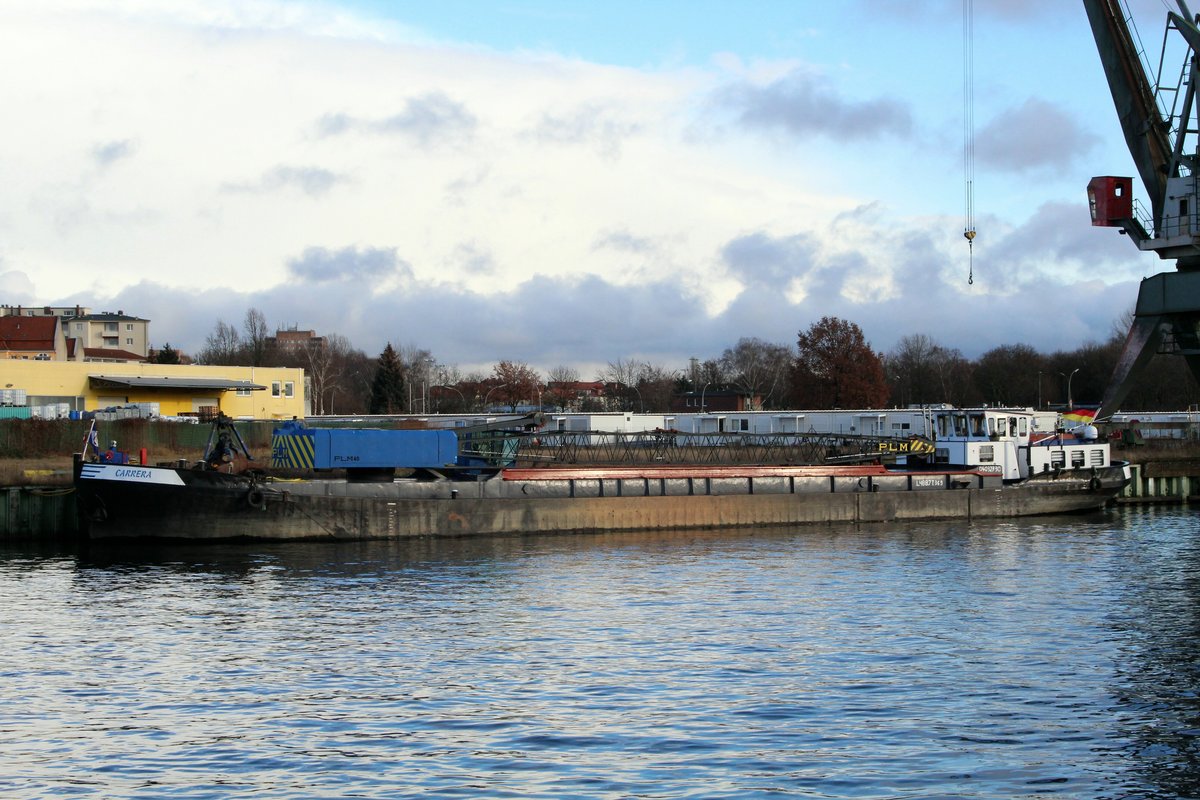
[{"x1": 0, "y1": 361, "x2": 307, "y2": 419}]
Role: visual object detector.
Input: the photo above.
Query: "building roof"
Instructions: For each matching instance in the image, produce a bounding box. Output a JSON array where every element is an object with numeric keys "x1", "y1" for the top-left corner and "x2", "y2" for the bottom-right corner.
[
  {"x1": 0, "y1": 316, "x2": 59, "y2": 350},
  {"x1": 73, "y1": 311, "x2": 149, "y2": 322},
  {"x1": 88, "y1": 375, "x2": 266, "y2": 391},
  {"x1": 82, "y1": 347, "x2": 147, "y2": 362}
]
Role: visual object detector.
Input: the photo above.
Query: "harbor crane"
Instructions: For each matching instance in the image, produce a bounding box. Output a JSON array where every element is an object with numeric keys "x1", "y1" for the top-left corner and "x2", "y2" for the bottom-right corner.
[{"x1": 1085, "y1": 0, "x2": 1200, "y2": 416}]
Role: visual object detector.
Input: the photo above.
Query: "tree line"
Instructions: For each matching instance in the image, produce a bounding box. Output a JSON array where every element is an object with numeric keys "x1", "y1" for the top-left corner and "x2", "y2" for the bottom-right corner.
[{"x1": 174, "y1": 309, "x2": 1198, "y2": 414}]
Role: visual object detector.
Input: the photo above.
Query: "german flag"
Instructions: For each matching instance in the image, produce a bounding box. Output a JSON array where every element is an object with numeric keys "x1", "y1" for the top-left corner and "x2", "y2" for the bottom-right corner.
[{"x1": 1062, "y1": 407, "x2": 1098, "y2": 424}]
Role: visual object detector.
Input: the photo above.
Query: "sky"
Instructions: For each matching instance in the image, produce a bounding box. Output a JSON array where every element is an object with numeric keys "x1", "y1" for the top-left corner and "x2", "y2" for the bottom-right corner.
[{"x1": 0, "y1": 0, "x2": 1177, "y2": 376}]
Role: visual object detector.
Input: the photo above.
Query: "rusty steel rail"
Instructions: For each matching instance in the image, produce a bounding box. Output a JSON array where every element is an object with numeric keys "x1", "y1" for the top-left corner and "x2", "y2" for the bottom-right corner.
[{"x1": 504, "y1": 430, "x2": 918, "y2": 467}]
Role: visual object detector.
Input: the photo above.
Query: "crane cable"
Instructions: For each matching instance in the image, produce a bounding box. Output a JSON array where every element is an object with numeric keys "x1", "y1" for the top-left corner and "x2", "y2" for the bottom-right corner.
[{"x1": 963, "y1": 0, "x2": 976, "y2": 285}]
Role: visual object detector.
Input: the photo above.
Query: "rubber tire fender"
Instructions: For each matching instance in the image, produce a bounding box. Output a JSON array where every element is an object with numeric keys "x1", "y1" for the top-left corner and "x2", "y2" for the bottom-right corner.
[{"x1": 246, "y1": 488, "x2": 266, "y2": 509}]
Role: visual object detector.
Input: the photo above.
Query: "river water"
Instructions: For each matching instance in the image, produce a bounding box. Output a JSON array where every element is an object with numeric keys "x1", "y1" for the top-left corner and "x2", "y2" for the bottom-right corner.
[{"x1": 1, "y1": 507, "x2": 1198, "y2": 799}]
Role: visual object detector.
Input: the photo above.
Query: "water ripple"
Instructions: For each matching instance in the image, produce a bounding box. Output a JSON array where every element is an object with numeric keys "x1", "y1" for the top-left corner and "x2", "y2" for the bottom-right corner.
[{"x1": 1, "y1": 509, "x2": 1198, "y2": 797}]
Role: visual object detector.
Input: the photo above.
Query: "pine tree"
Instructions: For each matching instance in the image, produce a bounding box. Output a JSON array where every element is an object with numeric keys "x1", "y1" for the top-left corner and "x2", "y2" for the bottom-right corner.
[
  {"x1": 153, "y1": 343, "x2": 181, "y2": 364},
  {"x1": 369, "y1": 343, "x2": 406, "y2": 414}
]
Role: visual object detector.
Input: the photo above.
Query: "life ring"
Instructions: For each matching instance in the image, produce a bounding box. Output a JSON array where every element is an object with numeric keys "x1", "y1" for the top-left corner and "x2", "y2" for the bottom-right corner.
[{"x1": 246, "y1": 488, "x2": 266, "y2": 509}]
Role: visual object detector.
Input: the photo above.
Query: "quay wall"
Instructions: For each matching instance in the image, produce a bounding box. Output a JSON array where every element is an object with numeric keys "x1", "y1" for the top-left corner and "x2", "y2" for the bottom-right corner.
[
  {"x1": 1, "y1": 486, "x2": 80, "y2": 540},
  {"x1": 1119, "y1": 461, "x2": 1200, "y2": 504}
]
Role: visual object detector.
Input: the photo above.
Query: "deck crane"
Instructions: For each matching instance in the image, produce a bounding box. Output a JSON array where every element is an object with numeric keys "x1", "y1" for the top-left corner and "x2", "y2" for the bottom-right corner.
[{"x1": 1085, "y1": 0, "x2": 1200, "y2": 416}]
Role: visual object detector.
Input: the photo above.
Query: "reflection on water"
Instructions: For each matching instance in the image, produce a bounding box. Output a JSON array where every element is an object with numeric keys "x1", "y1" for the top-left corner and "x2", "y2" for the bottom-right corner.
[{"x1": 1, "y1": 508, "x2": 1198, "y2": 799}]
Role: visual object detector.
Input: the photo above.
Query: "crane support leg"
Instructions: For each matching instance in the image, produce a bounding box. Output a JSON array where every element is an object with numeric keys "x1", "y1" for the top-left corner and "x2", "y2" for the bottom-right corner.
[
  {"x1": 1098, "y1": 314, "x2": 1164, "y2": 419},
  {"x1": 1098, "y1": 271, "x2": 1200, "y2": 418}
]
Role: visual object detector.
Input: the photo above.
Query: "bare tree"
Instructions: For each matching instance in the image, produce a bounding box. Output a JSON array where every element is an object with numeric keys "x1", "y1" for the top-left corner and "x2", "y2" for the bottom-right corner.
[
  {"x1": 197, "y1": 320, "x2": 242, "y2": 365},
  {"x1": 596, "y1": 358, "x2": 646, "y2": 410},
  {"x1": 595, "y1": 359, "x2": 683, "y2": 412},
  {"x1": 297, "y1": 333, "x2": 357, "y2": 416},
  {"x1": 545, "y1": 365, "x2": 581, "y2": 410},
  {"x1": 395, "y1": 344, "x2": 436, "y2": 413},
  {"x1": 243, "y1": 308, "x2": 270, "y2": 366},
  {"x1": 637, "y1": 363, "x2": 680, "y2": 413},
  {"x1": 719, "y1": 337, "x2": 792, "y2": 410}
]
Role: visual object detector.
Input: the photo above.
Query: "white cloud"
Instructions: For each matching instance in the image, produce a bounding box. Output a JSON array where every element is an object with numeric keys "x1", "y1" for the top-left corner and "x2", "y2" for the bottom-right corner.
[{"x1": 0, "y1": 0, "x2": 1146, "y2": 373}]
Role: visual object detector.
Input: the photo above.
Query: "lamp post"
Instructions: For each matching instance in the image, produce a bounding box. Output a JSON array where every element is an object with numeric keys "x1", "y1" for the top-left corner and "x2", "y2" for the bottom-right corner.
[
  {"x1": 421, "y1": 357, "x2": 436, "y2": 414},
  {"x1": 1061, "y1": 368, "x2": 1080, "y2": 409},
  {"x1": 630, "y1": 384, "x2": 643, "y2": 413},
  {"x1": 700, "y1": 382, "x2": 711, "y2": 414},
  {"x1": 436, "y1": 384, "x2": 465, "y2": 413},
  {"x1": 483, "y1": 383, "x2": 508, "y2": 412}
]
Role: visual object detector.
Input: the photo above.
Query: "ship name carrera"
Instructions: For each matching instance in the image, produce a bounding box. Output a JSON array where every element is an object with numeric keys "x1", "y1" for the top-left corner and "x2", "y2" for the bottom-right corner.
[{"x1": 114, "y1": 468, "x2": 153, "y2": 479}]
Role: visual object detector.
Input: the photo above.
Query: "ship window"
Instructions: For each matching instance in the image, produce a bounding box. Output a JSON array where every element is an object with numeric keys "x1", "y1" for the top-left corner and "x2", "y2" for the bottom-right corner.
[
  {"x1": 979, "y1": 445, "x2": 994, "y2": 463},
  {"x1": 1051, "y1": 451, "x2": 1066, "y2": 468},
  {"x1": 1071, "y1": 451, "x2": 1085, "y2": 467},
  {"x1": 1018, "y1": 418, "x2": 1027, "y2": 435},
  {"x1": 996, "y1": 418, "x2": 1007, "y2": 436},
  {"x1": 1090, "y1": 449, "x2": 1105, "y2": 466},
  {"x1": 935, "y1": 448, "x2": 950, "y2": 463},
  {"x1": 954, "y1": 415, "x2": 968, "y2": 436}
]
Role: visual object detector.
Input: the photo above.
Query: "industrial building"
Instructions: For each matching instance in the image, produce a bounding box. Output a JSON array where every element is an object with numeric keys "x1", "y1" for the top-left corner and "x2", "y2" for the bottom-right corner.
[{"x1": 1, "y1": 360, "x2": 306, "y2": 419}]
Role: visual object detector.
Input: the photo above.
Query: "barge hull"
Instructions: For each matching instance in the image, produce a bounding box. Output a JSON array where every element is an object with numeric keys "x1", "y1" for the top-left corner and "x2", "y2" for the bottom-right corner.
[{"x1": 75, "y1": 462, "x2": 1130, "y2": 541}]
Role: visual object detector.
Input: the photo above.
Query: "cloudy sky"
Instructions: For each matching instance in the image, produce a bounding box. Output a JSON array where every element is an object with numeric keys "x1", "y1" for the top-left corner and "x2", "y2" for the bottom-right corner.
[{"x1": 0, "y1": 0, "x2": 1171, "y2": 374}]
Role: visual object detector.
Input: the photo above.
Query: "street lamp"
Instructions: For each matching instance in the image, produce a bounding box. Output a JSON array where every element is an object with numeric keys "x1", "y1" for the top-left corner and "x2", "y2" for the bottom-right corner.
[
  {"x1": 483, "y1": 383, "x2": 508, "y2": 412},
  {"x1": 436, "y1": 384, "x2": 465, "y2": 412},
  {"x1": 421, "y1": 357, "x2": 436, "y2": 414},
  {"x1": 700, "y1": 382, "x2": 711, "y2": 414},
  {"x1": 630, "y1": 384, "x2": 643, "y2": 413},
  {"x1": 1060, "y1": 368, "x2": 1080, "y2": 409}
]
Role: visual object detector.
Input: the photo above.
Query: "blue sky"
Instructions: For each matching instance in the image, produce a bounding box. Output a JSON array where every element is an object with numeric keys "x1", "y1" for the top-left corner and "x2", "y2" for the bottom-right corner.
[{"x1": 0, "y1": 0, "x2": 1173, "y2": 375}]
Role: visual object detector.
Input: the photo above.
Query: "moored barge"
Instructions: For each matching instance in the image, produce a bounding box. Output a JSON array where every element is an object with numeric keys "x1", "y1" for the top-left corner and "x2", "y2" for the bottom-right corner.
[{"x1": 74, "y1": 408, "x2": 1131, "y2": 542}]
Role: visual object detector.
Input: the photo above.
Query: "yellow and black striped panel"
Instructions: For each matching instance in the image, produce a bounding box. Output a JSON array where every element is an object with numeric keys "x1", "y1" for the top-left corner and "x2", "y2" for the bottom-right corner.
[{"x1": 271, "y1": 432, "x2": 316, "y2": 469}]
